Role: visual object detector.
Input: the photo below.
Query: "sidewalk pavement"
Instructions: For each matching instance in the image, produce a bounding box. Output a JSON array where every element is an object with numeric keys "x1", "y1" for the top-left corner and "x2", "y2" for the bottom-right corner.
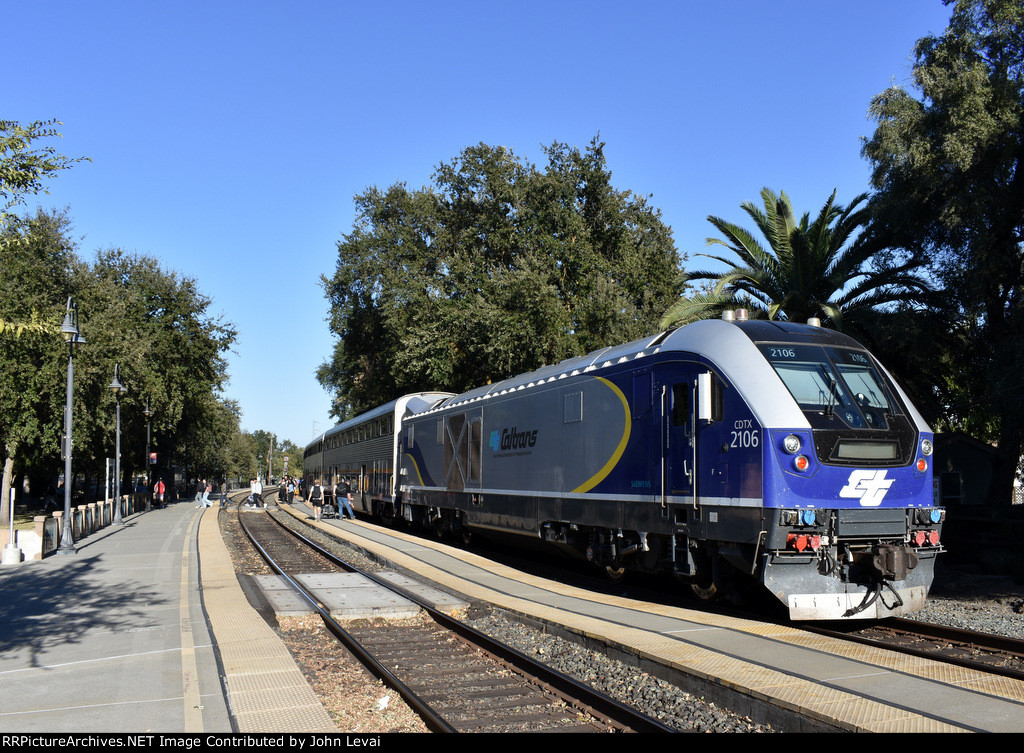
[{"x1": 0, "y1": 500, "x2": 232, "y2": 733}]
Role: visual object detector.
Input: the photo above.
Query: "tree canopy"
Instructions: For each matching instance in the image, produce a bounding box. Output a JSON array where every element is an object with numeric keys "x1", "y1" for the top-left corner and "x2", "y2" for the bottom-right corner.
[
  {"x1": 659, "y1": 188, "x2": 930, "y2": 332},
  {"x1": 320, "y1": 138, "x2": 683, "y2": 418},
  {"x1": 0, "y1": 210, "x2": 238, "y2": 518},
  {"x1": 862, "y1": 0, "x2": 1024, "y2": 503},
  {"x1": 0, "y1": 119, "x2": 87, "y2": 230},
  {"x1": 0, "y1": 210, "x2": 78, "y2": 516},
  {"x1": 0, "y1": 118, "x2": 291, "y2": 526}
]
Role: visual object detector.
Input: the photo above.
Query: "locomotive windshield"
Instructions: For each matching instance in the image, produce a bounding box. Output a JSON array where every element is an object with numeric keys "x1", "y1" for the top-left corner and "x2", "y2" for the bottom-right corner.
[{"x1": 760, "y1": 344, "x2": 899, "y2": 430}]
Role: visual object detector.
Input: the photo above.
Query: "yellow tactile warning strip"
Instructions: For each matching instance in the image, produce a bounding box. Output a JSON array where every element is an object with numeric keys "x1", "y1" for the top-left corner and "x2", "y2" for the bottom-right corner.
[
  {"x1": 196, "y1": 507, "x2": 337, "y2": 732},
  {"x1": 283, "y1": 507, "x2": 1006, "y2": 733}
]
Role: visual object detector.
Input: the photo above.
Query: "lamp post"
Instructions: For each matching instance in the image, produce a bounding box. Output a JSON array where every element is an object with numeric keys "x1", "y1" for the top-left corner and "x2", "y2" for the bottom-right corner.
[
  {"x1": 109, "y1": 364, "x2": 127, "y2": 526},
  {"x1": 58, "y1": 298, "x2": 85, "y2": 555},
  {"x1": 144, "y1": 396, "x2": 153, "y2": 512},
  {"x1": 268, "y1": 433, "x2": 274, "y2": 484}
]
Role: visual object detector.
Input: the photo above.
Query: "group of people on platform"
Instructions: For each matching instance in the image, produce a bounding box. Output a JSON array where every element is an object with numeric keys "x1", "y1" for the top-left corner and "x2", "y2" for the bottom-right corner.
[
  {"x1": 196, "y1": 478, "x2": 227, "y2": 508},
  {"x1": 276, "y1": 476, "x2": 298, "y2": 507},
  {"x1": 144, "y1": 477, "x2": 230, "y2": 509},
  {"x1": 141, "y1": 474, "x2": 359, "y2": 521},
  {"x1": 308, "y1": 476, "x2": 356, "y2": 522},
  {"x1": 246, "y1": 477, "x2": 265, "y2": 508}
]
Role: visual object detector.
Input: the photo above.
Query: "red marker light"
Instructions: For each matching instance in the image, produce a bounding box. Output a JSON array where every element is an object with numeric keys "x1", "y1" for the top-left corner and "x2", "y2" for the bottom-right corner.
[{"x1": 787, "y1": 533, "x2": 809, "y2": 552}]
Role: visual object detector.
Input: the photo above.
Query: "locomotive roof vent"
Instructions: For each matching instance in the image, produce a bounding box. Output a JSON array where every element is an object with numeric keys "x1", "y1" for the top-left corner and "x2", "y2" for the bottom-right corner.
[
  {"x1": 734, "y1": 308, "x2": 749, "y2": 321},
  {"x1": 721, "y1": 310, "x2": 735, "y2": 322},
  {"x1": 807, "y1": 317, "x2": 821, "y2": 327}
]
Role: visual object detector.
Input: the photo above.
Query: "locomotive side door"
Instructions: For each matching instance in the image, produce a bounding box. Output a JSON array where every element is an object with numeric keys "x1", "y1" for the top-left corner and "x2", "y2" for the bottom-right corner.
[{"x1": 660, "y1": 368, "x2": 701, "y2": 511}]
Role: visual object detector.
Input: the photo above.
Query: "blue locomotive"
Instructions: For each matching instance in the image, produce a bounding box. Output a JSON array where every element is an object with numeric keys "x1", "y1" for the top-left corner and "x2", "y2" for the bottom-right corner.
[{"x1": 308, "y1": 312, "x2": 944, "y2": 620}]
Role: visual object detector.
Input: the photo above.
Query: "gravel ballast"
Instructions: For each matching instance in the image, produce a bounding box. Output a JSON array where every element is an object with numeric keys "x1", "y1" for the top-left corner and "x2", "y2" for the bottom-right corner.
[{"x1": 222, "y1": 508, "x2": 1024, "y2": 733}]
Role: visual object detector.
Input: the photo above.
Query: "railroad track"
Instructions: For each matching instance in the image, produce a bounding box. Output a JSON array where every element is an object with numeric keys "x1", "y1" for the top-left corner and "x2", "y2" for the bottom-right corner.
[
  {"x1": 438, "y1": 524, "x2": 1024, "y2": 684},
  {"x1": 233, "y1": 499, "x2": 676, "y2": 733},
  {"x1": 804, "y1": 618, "x2": 1024, "y2": 681},
  {"x1": 461, "y1": 527, "x2": 1024, "y2": 684}
]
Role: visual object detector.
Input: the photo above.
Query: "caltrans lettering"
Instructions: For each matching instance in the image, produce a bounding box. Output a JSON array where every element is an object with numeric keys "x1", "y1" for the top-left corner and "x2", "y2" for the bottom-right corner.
[{"x1": 499, "y1": 426, "x2": 538, "y2": 451}]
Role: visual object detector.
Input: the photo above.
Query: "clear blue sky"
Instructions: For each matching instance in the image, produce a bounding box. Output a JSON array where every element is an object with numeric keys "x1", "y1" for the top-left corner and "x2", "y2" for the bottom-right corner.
[{"x1": 7, "y1": 0, "x2": 953, "y2": 448}]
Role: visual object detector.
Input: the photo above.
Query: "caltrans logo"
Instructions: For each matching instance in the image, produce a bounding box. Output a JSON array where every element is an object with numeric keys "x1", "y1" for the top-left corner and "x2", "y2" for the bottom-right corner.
[
  {"x1": 489, "y1": 426, "x2": 538, "y2": 452},
  {"x1": 839, "y1": 470, "x2": 894, "y2": 507}
]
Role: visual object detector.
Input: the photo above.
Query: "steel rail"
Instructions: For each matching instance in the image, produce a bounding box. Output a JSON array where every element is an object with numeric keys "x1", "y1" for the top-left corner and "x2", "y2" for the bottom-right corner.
[
  {"x1": 803, "y1": 618, "x2": 1024, "y2": 682},
  {"x1": 887, "y1": 617, "x2": 1024, "y2": 659},
  {"x1": 234, "y1": 500, "x2": 458, "y2": 732},
  {"x1": 254, "y1": 497, "x2": 679, "y2": 733}
]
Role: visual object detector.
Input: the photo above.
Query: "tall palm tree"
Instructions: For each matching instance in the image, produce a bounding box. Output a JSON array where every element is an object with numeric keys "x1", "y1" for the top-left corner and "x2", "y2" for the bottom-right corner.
[{"x1": 660, "y1": 188, "x2": 930, "y2": 330}]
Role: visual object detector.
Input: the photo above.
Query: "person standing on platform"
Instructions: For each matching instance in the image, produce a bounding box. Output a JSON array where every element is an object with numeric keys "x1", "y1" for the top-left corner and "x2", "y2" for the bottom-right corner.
[
  {"x1": 153, "y1": 478, "x2": 166, "y2": 509},
  {"x1": 310, "y1": 478, "x2": 324, "y2": 521},
  {"x1": 338, "y1": 477, "x2": 356, "y2": 520},
  {"x1": 323, "y1": 479, "x2": 335, "y2": 517}
]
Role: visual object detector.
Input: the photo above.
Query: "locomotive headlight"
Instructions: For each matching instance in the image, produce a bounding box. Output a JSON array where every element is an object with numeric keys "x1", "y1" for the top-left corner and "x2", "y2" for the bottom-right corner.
[
  {"x1": 921, "y1": 438, "x2": 933, "y2": 456},
  {"x1": 783, "y1": 434, "x2": 802, "y2": 454}
]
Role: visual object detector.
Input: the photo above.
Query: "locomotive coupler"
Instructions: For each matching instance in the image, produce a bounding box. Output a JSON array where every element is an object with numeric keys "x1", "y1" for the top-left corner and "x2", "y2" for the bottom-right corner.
[{"x1": 871, "y1": 544, "x2": 919, "y2": 581}]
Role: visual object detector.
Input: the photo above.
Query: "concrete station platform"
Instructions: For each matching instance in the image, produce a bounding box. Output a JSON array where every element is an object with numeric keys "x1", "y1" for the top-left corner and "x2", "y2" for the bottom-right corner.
[
  {"x1": 282, "y1": 499, "x2": 1024, "y2": 734},
  {"x1": 253, "y1": 570, "x2": 466, "y2": 621},
  {"x1": 0, "y1": 499, "x2": 336, "y2": 734},
  {"x1": 7, "y1": 490, "x2": 1023, "y2": 734},
  {"x1": 255, "y1": 572, "x2": 421, "y2": 619}
]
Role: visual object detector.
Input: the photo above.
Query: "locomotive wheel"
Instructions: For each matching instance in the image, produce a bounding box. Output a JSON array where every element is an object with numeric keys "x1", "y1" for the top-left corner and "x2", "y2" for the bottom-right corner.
[
  {"x1": 376, "y1": 503, "x2": 395, "y2": 527},
  {"x1": 690, "y1": 579, "x2": 719, "y2": 601},
  {"x1": 604, "y1": 563, "x2": 627, "y2": 582}
]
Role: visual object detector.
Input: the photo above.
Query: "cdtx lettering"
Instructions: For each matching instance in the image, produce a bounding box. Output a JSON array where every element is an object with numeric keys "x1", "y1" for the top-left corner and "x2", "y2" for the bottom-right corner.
[{"x1": 489, "y1": 426, "x2": 538, "y2": 452}]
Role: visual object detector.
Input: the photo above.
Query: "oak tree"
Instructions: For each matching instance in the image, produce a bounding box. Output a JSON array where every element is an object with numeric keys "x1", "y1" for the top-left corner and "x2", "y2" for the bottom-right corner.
[
  {"x1": 320, "y1": 138, "x2": 682, "y2": 418},
  {"x1": 862, "y1": 0, "x2": 1024, "y2": 504}
]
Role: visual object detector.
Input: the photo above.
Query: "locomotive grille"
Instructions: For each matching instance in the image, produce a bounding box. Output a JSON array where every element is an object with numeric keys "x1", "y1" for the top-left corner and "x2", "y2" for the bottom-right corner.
[{"x1": 836, "y1": 508, "x2": 906, "y2": 539}]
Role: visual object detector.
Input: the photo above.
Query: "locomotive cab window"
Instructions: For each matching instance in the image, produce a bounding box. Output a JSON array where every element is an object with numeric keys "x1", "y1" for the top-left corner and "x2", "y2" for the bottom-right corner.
[
  {"x1": 708, "y1": 373, "x2": 725, "y2": 423},
  {"x1": 669, "y1": 373, "x2": 723, "y2": 428},
  {"x1": 671, "y1": 383, "x2": 690, "y2": 427},
  {"x1": 760, "y1": 344, "x2": 902, "y2": 431}
]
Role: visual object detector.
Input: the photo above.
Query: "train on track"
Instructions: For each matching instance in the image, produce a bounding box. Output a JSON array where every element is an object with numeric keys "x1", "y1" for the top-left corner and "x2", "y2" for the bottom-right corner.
[{"x1": 305, "y1": 312, "x2": 944, "y2": 620}]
